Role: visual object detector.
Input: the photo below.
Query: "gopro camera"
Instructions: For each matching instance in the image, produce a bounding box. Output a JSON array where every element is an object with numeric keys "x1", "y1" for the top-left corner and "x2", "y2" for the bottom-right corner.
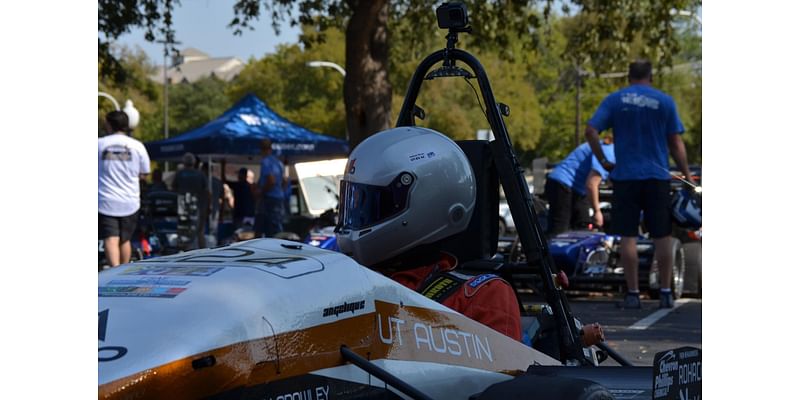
[{"x1": 436, "y1": 2, "x2": 469, "y2": 30}]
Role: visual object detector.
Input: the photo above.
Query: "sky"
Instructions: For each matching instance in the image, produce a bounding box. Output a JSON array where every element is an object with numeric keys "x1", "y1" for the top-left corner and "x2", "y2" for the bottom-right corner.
[
  {"x1": 115, "y1": 0, "x2": 302, "y2": 64},
  {"x1": 114, "y1": 1, "x2": 700, "y2": 66}
]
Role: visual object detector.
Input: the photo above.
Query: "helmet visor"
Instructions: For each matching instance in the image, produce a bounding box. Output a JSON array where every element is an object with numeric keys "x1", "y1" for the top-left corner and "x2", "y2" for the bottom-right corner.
[{"x1": 336, "y1": 172, "x2": 414, "y2": 231}]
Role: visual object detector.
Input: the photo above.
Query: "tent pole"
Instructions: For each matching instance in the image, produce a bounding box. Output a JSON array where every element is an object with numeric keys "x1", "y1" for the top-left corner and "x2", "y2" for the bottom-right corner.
[
  {"x1": 208, "y1": 155, "x2": 213, "y2": 246},
  {"x1": 220, "y1": 158, "x2": 227, "y2": 228}
]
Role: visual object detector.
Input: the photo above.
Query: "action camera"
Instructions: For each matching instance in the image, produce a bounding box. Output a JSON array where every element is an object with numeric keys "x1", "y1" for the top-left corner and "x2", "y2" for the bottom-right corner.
[{"x1": 436, "y1": 2, "x2": 469, "y2": 30}]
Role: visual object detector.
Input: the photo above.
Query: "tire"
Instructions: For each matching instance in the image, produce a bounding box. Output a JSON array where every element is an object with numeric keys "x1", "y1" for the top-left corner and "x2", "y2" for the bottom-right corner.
[
  {"x1": 682, "y1": 241, "x2": 702, "y2": 297},
  {"x1": 648, "y1": 238, "x2": 685, "y2": 299}
]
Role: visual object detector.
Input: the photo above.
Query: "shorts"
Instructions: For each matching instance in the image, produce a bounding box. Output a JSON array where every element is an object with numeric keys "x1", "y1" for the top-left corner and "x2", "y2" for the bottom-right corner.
[
  {"x1": 610, "y1": 180, "x2": 671, "y2": 238},
  {"x1": 99, "y1": 212, "x2": 139, "y2": 242}
]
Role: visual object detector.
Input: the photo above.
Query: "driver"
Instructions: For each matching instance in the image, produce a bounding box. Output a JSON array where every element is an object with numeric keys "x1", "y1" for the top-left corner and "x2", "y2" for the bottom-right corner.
[{"x1": 335, "y1": 126, "x2": 521, "y2": 341}]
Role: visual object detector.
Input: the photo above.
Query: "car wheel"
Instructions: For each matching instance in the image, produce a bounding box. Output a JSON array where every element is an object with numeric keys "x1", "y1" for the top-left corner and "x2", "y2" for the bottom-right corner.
[{"x1": 682, "y1": 241, "x2": 702, "y2": 297}]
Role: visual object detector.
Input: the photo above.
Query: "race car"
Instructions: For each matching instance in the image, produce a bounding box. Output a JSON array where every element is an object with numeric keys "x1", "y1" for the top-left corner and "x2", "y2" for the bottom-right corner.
[
  {"x1": 100, "y1": 4, "x2": 699, "y2": 399},
  {"x1": 536, "y1": 231, "x2": 701, "y2": 298}
]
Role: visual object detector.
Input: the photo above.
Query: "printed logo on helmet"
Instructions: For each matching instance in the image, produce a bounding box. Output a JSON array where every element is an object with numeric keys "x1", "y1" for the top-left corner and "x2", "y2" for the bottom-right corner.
[{"x1": 348, "y1": 159, "x2": 357, "y2": 174}]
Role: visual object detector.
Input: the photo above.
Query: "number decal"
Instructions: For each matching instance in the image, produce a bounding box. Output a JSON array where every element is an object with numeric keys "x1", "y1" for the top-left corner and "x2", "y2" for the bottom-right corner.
[{"x1": 99, "y1": 309, "x2": 128, "y2": 362}]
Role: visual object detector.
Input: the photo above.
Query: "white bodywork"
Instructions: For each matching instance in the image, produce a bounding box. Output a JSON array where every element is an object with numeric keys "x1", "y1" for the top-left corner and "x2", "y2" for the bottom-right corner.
[{"x1": 99, "y1": 239, "x2": 559, "y2": 399}]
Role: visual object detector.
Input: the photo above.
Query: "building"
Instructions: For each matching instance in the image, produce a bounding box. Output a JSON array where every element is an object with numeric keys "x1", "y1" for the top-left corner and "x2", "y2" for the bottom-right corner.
[{"x1": 151, "y1": 48, "x2": 245, "y2": 84}]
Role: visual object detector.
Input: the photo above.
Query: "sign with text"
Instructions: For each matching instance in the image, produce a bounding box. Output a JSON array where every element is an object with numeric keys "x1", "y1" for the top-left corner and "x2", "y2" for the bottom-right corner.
[{"x1": 652, "y1": 347, "x2": 701, "y2": 400}]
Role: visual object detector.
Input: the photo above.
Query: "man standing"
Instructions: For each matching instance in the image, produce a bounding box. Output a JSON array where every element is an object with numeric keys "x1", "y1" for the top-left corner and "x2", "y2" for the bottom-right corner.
[
  {"x1": 585, "y1": 59, "x2": 692, "y2": 309},
  {"x1": 172, "y1": 153, "x2": 210, "y2": 249},
  {"x1": 98, "y1": 111, "x2": 150, "y2": 267},
  {"x1": 255, "y1": 139, "x2": 285, "y2": 237},
  {"x1": 545, "y1": 139, "x2": 614, "y2": 235},
  {"x1": 231, "y1": 167, "x2": 256, "y2": 228}
]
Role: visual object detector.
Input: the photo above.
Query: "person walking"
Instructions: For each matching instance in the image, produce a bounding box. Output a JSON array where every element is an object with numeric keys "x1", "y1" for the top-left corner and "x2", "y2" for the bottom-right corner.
[
  {"x1": 254, "y1": 139, "x2": 286, "y2": 237},
  {"x1": 585, "y1": 59, "x2": 692, "y2": 309},
  {"x1": 98, "y1": 110, "x2": 150, "y2": 267},
  {"x1": 544, "y1": 138, "x2": 614, "y2": 236}
]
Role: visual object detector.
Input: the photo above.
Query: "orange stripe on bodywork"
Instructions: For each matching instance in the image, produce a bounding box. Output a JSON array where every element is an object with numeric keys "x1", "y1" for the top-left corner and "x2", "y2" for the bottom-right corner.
[{"x1": 99, "y1": 300, "x2": 558, "y2": 399}]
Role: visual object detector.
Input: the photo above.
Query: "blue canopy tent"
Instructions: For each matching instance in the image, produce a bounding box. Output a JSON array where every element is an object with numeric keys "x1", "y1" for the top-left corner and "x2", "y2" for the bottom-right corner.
[{"x1": 145, "y1": 94, "x2": 349, "y2": 164}]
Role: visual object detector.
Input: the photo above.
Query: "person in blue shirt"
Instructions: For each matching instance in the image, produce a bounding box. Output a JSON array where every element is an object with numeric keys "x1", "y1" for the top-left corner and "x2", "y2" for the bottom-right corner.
[
  {"x1": 545, "y1": 139, "x2": 614, "y2": 235},
  {"x1": 585, "y1": 59, "x2": 692, "y2": 309},
  {"x1": 254, "y1": 139, "x2": 286, "y2": 237}
]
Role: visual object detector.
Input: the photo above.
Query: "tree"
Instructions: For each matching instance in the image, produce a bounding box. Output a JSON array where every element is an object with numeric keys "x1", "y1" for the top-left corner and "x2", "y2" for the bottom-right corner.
[
  {"x1": 98, "y1": 46, "x2": 163, "y2": 143},
  {"x1": 100, "y1": 0, "x2": 699, "y2": 151},
  {"x1": 169, "y1": 77, "x2": 233, "y2": 135},
  {"x1": 98, "y1": 0, "x2": 179, "y2": 85}
]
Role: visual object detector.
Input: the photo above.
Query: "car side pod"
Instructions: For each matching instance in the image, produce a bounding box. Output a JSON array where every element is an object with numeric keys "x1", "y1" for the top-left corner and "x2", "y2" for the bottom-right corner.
[{"x1": 471, "y1": 373, "x2": 616, "y2": 400}]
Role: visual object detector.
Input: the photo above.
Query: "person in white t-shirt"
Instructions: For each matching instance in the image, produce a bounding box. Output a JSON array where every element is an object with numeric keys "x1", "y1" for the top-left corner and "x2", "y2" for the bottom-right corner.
[{"x1": 98, "y1": 111, "x2": 151, "y2": 267}]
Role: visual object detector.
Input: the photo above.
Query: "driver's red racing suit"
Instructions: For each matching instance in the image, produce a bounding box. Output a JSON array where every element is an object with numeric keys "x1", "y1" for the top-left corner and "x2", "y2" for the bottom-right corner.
[{"x1": 391, "y1": 252, "x2": 522, "y2": 341}]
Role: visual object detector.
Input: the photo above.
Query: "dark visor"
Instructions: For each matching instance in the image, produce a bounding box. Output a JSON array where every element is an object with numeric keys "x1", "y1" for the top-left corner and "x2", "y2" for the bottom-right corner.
[{"x1": 336, "y1": 172, "x2": 414, "y2": 231}]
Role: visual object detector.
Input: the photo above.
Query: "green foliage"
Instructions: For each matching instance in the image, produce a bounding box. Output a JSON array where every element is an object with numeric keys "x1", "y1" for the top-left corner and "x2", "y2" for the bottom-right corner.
[
  {"x1": 226, "y1": 26, "x2": 347, "y2": 139},
  {"x1": 100, "y1": 1, "x2": 701, "y2": 163},
  {"x1": 98, "y1": 0, "x2": 180, "y2": 83},
  {"x1": 168, "y1": 77, "x2": 233, "y2": 135},
  {"x1": 98, "y1": 46, "x2": 163, "y2": 142}
]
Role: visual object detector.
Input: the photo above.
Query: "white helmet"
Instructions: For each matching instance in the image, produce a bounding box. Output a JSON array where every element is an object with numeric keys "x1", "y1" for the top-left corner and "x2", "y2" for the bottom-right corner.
[{"x1": 335, "y1": 126, "x2": 476, "y2": 266}]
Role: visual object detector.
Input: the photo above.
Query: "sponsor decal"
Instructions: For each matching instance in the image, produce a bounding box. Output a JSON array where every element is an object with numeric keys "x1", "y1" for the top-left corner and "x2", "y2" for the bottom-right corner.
[
  {"x1": 376, "y1": 307, "x2": 494, "y2": 363},
  {"x1": 241, "y1": 374, "x2": 400, "y2": 400},
  {"x1": 464, "y1": 274, "x2": 501, "y2": 297},
  {"x1": 348, "y1": 158, "x2": 356, "y2": 174},
  {"x1": 99, "y1": 286, "x2": 187, "y2": 298},
  {"x1": 239, "y1": 113, "x2": 290, "y2": 128},
  {"x1": 107, "y1": 278, "x2": 190, "y2": 286},
  {"x1": 419, "y1": 275, "x2": 463, "y2": 303},
  {"x1": 322, "y1": 300, "x2": 366, "y2": 318},
  {"x1": 408, "y1": 152, "x2": 427, "y2": 162},
  {"x1": 135, "y1": 248, "x2": 322, "y2": 279},
  {"x1": 468, "y1": 274, "x2": 496, "y2": 288},
  {"x1": 652, "y1": 347, "x2": 701, "y2": 399},
  {"x1": 122, "y1": 265, "x2": 223, "y2": 276}
]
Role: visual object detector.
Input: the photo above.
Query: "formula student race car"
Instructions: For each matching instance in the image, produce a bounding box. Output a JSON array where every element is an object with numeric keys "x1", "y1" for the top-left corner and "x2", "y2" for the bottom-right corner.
[
  {"x1": 100, "y1": 4, "x2": 699, "y2": 399},
  {"x1": 528, "y1": 231, "x2": 701, "y2": 298}
]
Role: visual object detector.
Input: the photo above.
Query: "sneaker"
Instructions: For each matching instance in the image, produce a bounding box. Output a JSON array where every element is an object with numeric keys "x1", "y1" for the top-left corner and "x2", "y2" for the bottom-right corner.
[
  {"x1": 618, "y1": 293, "x2": 641, "y2": 309},
  {"x1": 659, "y1": 292, "x2": 674, "y2": 309}
]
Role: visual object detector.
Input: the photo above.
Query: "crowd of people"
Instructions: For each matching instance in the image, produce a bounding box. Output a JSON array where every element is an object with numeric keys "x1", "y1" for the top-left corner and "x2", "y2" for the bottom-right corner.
[{"x1": 99, "y1": 112, "x2": 291, "y2": 267}]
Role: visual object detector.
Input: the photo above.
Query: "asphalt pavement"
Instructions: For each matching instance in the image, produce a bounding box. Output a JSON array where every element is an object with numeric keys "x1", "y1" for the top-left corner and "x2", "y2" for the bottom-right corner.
[{"x1": 568, "y1": 296, "x2": 702, "y2": 367}]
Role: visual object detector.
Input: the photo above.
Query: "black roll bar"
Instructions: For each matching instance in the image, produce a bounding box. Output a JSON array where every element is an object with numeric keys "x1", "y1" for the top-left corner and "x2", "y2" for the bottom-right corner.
[
  {"x1": 340, "y1": 346, "x2": 434, "y2": 400},
  {"x1": 396, "y1": 47, "x2": 589, "y2": 365}
]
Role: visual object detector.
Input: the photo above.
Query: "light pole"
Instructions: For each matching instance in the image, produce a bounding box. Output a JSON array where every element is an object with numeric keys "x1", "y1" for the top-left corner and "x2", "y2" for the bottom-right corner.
[
  {"x1": 307, "y1": 60, "x2": 346, "y2": 77},
  {"x1": 98, "y1": 91, "x2": 120, "y2": 111},
  {"x1": 157, "y1": 38, "x2": 181, "y2": 172},
  {"x1": 670, "y1": 8, "x2": 702, "y2": 28},
  {"x1": 98, "y1": 92, "x2": 140, "y2": 130},
  {"x1": 306, "y1": 60, "x2": 348, "y2": 141}
]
